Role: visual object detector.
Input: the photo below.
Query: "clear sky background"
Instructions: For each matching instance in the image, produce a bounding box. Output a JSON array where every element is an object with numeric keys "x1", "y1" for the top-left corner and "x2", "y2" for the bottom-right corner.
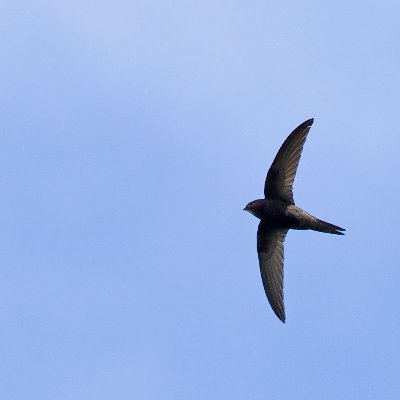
[{"x1": 1, "y1": 1, "x2": 400, "y2": 399}]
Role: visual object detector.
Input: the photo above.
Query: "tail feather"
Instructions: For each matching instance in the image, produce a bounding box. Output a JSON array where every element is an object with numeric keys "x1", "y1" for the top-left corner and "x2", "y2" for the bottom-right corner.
[{"x1": 313, "y1": 218, "x2": 345, "y2": 235}]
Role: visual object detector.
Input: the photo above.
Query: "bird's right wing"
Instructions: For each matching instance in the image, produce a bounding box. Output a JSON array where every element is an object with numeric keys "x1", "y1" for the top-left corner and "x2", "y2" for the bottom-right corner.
[
  {"x1": 264, "y1": 119, "x2": 313, "y2": 204},
  {"x1": 257, "y1": 222, "x2": 289, "y2": 323}
]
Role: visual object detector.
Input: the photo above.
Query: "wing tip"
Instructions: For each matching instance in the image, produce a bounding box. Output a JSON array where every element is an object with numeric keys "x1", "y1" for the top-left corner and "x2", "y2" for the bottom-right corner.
[
  {"x1": 303, "y1": 117, "x2": 314, "y2": 128},
  {"x1": 276, "y1": 310, "x2": 286, "y2": 323}
]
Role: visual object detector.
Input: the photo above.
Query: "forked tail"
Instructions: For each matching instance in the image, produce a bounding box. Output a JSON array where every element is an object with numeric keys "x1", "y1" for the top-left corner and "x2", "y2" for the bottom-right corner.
[{"x1": 312, "y1": 218, "x2": 346, "y2": 235}]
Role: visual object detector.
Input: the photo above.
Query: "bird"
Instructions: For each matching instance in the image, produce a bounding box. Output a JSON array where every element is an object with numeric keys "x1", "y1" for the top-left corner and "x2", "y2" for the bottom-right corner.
[{"x1": 244, "y1": 118, "x2": 345, "y2": 323}]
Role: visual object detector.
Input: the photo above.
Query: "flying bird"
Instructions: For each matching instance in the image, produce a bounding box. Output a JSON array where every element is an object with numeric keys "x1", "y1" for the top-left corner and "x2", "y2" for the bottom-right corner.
[{"x1": 244, "y1": 119, "x2": 345, "y2": 323}]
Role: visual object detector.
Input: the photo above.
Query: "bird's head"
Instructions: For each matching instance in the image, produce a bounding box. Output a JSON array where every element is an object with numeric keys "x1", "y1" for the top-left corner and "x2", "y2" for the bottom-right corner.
[{"x1": 243, "y1": 199, "x2": 265, "y2": 219}]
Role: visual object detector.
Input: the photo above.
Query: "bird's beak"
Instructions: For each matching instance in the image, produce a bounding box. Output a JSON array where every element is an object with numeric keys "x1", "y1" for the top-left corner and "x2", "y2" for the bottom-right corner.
[{"x1": 243, "y1": 205, "x2": 248, "y2": 211}]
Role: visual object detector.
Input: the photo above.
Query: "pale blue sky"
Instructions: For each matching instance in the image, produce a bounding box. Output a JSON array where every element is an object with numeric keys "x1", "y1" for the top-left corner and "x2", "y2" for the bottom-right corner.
[{"x1": 1, "y1": 1, "x2": 400, "y2": 399}]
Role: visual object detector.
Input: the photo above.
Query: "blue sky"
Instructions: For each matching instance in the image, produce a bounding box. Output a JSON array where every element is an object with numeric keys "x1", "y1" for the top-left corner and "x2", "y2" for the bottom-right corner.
[{"x1": 1, "y1": 1, "x2": 400, "y2": 399}]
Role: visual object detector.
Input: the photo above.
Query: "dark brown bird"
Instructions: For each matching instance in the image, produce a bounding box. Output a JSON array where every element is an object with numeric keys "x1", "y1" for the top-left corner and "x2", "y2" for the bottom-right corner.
[{"x1": 244, "y1": 119, "x2": 345, "y2": 323}]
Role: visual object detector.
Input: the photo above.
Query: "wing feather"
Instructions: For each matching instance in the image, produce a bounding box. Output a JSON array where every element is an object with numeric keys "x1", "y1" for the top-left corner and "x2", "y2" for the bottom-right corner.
[
  {"x1": 264, "y1": 119, "x2": 313, "y2": 204},
  {"x1": 257, "y1": 222, "x2": 289, "y2": 323}
]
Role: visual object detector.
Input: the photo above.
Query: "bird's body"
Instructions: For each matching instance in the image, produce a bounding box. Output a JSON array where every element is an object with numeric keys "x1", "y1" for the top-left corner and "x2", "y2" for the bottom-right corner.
[
  {"x1": 244, "y1": 119, "x2": 345, "y2": 323},
  {"x1": 246, "y1": 198, "x2": 344, "y2": 234}
]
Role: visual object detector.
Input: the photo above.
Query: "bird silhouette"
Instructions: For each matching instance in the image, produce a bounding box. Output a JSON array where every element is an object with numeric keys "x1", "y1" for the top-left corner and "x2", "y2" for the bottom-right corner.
[{"x1": 244, "y1": 119, "x2": 345, "y2": 323}]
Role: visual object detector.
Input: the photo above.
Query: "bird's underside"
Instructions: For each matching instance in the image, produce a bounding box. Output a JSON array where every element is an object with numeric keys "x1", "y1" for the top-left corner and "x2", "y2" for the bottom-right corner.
[{"x1": 244, "y1": 119, "x2": 345, "y2": 323}]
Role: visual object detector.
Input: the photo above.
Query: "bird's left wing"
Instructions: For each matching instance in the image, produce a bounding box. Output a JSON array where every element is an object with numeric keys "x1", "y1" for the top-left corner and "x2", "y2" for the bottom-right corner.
[
  {"x1": 264, "y1": 119, "x2": 313, "y2": 204},
  {"x1": 257, "y1": 221, "x2": 289, "y2": 323}
]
